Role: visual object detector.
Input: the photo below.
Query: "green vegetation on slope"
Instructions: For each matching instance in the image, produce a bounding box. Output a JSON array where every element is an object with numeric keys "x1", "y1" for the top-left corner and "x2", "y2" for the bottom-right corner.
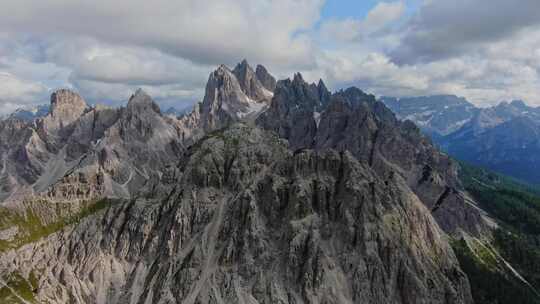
[
  {"x1": 456, "y1": 161, "x2": 540, "y2": 303},
  {"x1": 452, "y1": 238, "x2": 539, "y2": 304},
  {"x1": 0, "y1": 198, "x2": 115, "y2": 303},
  {"x1": 0, "y1": 271, "x2": 38, "y2": 303},
  {"x1": 0, "y1": 198, "x2": 112, "y2": 253}
]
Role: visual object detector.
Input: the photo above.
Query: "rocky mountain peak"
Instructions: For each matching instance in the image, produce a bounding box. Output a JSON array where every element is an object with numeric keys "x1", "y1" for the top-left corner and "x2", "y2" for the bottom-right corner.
[
  {"x1": 204, "y1": 64, "x2": 244, "y2": 105},
  {"x1": 200, "y1": 63, "x2": 257, "y2": 130},
  {"x1": 510, "y1": 99, "x2": 528, "y2": 109},
  {"x1": 126, "y1": 88, "x2": 161, "y2": 114},
  {"x1": 255, "y1": 64, "x2": 277, "y2": 91},
  {"x1": 293, "y1": 72, "x2": 304, "y2": 83},
  {"x1": 317, "y1": 78, "x2": 328, "y2": 92},
  {"x1": 49, "y1": 89, "x2": 87, "y2": 120},
  {"x1": 232, "y1": 59, "x2": 273, "y2": 101},
  {"x1": 37, "y1": 89, "x2": 88, "y2": 140}
]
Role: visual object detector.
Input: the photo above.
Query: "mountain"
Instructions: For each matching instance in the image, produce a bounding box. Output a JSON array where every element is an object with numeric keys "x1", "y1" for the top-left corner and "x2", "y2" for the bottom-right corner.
[
  {"x1": 381, "y1": 95, "x2": 478, "y2": 139},
  {"x1": 0, "y1": 61, "x2": 537, "y2": 303},
  {"x1": 383, "y1": 95, "x2": 540, "y2": 185},
  {"x1": 443, "y1": 116, "x2": 540, "y2": 184},
  {"x1": 7, "y1": 104, "x2": 49, "y2": 121},
  {"x1": 164, "y1": 106, "x2": 190, "y2": 118}
]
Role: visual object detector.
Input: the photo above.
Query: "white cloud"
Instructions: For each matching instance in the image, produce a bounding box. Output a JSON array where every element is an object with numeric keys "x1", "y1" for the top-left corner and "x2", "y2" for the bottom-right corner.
[
  {"x1": 320, "y1": 1, "x2": 405, "y2": 43},
  {"x1": 43, "y1": 38, "x2": 211, "y2": 87},
  {"x1": 1, "y1": 0, "x2": 540, "y2": 114},
  {"x1": 391, "y1": 0, "x2": 540, "y2": 64},
  {"x1": 0, "y1": 0, "x2": 323, "y2": 67},
  {"x1": 0, "y1": 72, "x2": 49, "y2": 115},
  {"x1": 0, "y1": 0, "x2": 325, "y2": 112}
]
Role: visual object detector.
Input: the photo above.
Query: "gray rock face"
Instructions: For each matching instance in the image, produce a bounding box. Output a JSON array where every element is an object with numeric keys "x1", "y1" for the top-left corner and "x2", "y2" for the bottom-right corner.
[
  {"x1": 0, "y1": 89, "x2": 188, "y2": 204},
  {"x1": 44, "y1": 89, "x2": 186, "y2": 202},
  {"x1": 256, "y1": 73, "x2": 331, "y2": 150},
  {"x1": 0, "y1": 90, "x2": 92, "y2": 202},
  {"x1": 257, "y1": 81, "x2": 490, "y2": 237},
  {"x1": 199, "y1": 63, "x2": 273, "y2": 132},
  {"x1": 0, "y1": 125, "x2": 472, "y2": 304},
  {"x1": 256, "y1": 64, "x2": 277, "y2": 91},
  {"x1": 232, "y1": 59, "x2": 273, "y2": 101},
  {"x1": 39, "y1": 89, "x2": 89, "y2": 140}
]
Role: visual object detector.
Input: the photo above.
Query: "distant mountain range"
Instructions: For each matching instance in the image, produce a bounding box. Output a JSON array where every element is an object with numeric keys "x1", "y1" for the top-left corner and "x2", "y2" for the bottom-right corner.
[
  {"x1": 382, "y1": 96, "x2": 540, "y2": 185},
  {"x1": 8, "y1": 104, "x2": 49, "y2": 121}
]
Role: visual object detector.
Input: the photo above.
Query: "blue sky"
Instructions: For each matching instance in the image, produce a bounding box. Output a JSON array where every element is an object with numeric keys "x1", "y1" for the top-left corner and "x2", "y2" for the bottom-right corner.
[
  {"x1": 0, "y1": 0, "x2": 540, "y2": 115},
  {"x1": 322, "y1": 0, "x2": 382, "y2": 19},
  {"x1": 321, "y1": 0, "x2": 422, "y2": 23}
]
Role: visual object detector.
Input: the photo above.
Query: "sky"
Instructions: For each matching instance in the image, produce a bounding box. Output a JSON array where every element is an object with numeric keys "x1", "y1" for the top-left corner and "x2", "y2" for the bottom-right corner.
[{"x1": 1, "y1": 0, "x2": 540, "y2": 115}]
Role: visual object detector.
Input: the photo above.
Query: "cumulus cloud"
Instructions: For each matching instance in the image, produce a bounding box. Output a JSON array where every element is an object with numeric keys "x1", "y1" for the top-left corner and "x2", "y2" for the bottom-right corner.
[
  {"x1": 391, "y1": 0, "x2": 540, "y2": 64},
  {"x1": 308, "y1": 0, "x2": 540, "y2": 107},
  {"x1": 0, "y1": 0, "x2": 323, "y2": 67},
  {"x1": 1, "y1": 0, "x2": 540, "y2": 113},
  {"x1": 320, "y1": 1, "x2": 405, "y2": 43},
  {"x1": 0, "y1": 72, "x2": 48, "y2": 115},
  {"x1": 0, "y1": 0, "x2": 325, "y2": 111},
  {"x1": 43, "y1": 38, "x2": 211, "y2": 87}
]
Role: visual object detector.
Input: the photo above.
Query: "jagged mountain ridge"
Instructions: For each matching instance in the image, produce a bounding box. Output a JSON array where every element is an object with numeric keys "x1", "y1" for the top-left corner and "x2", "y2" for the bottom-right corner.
[
  {"x1": 259, "y1": 82, "x2": 490, "y2": 237},
  {"x1": 0, "y1": 60, "x2": 527, "y2": 303},
  {"x1": 381, "y1": 95, "x2": 478, "y2": 138},
  {"x1": 0, "y1": 89, "x2": 186, "y2": 204}
]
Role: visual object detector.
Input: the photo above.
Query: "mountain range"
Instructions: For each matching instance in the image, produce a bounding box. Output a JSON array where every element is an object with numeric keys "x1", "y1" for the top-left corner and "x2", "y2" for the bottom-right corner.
[
  {"x1": 382, "y1": 96, "x2": 540, "y2": 185},
  {"x1": 6, "y1": 104, "x2": 49, "y2": 122},
  {"x1": 0, "y1": 60, "x2": 538, "y2": 303}
]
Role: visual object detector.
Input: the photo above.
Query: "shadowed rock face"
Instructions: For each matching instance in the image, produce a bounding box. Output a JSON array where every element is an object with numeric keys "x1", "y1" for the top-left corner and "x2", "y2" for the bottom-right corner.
[
  {"x1": 0, "y1": 125, "x2": 472, "y2": 304},
  {"x1": 256, "y1": 64, "x2": 277, "y2": 92},
  {"x1": 256, "y1": 73, "x2": 331, "y2": 150},
  {"x1": 232, "y1": 59, "x2": 273, "y2": 102},
  {"x1": 257, "y1": 80, "x2": 490, "y2": 237}
]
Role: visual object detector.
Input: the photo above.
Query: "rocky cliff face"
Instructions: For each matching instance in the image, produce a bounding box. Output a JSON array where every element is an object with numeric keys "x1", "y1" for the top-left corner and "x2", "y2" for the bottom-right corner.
[
  {"x1": 255, "y1": 64, "x2": 277, "y2": 92},
  {"x1": 232, "y1": 59, "x2": 274, "y2": 101},
  {"x1": 256, "y1": 73, "x2": 331, "y2": 150},
  {"x1": 0, "y1": 125, "x2": 472, "y2": 304}
]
